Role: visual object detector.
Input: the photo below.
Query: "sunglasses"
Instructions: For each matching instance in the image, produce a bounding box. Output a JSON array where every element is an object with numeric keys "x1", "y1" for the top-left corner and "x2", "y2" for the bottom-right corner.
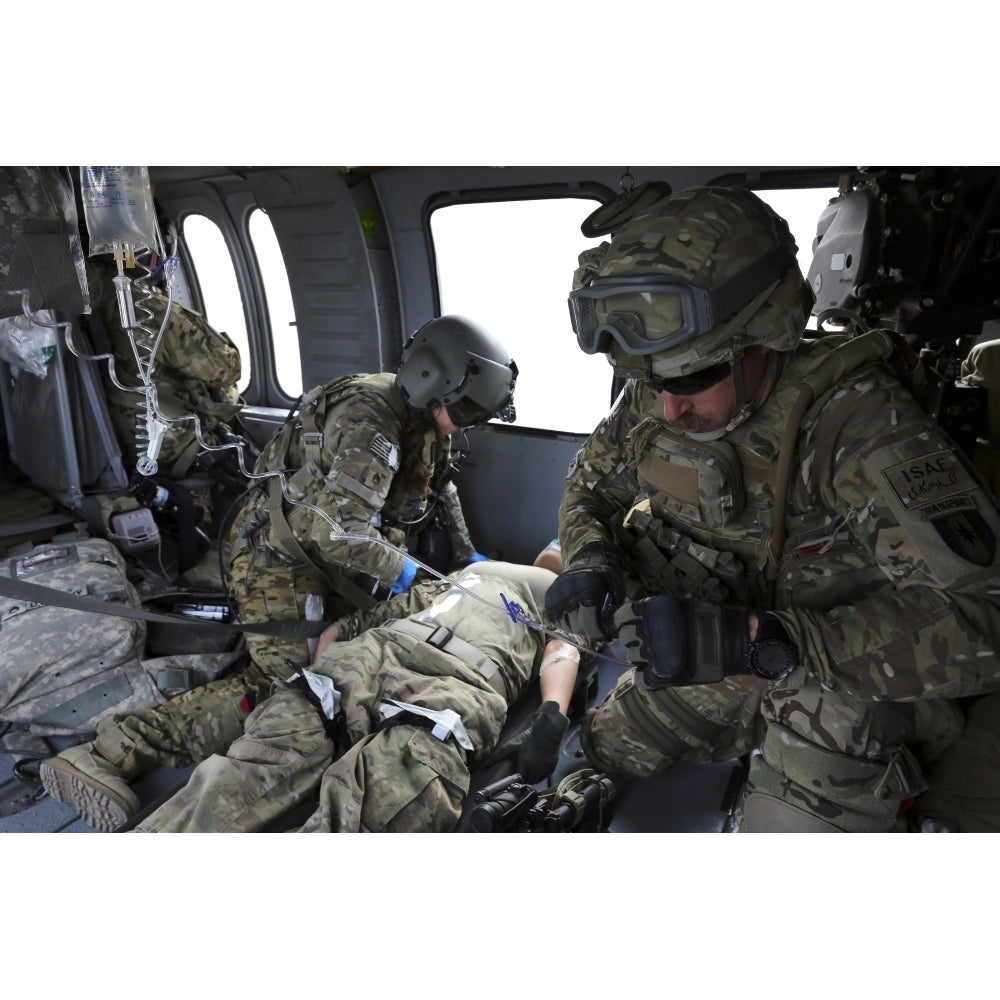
[{"x1": 647, "y1": 360, "x2": 732, "y2": 396}]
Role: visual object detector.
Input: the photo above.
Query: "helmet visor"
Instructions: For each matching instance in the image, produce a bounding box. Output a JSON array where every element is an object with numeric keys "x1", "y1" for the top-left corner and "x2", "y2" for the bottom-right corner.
[{"x1": 447, "y1": 391, "x2": 516, "y2": 428}]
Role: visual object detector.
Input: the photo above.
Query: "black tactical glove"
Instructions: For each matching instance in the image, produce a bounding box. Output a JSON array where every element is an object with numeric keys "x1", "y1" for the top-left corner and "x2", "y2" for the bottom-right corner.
[
  {"x1": 517, "y1": 700, "x2": 570, "y2": 783},
  {"x1": 543, "y1": 541, "x2": 625, "y2": 642},
  {"x1": 613, "y1": 593, "x2": 750, "y2": 689}
]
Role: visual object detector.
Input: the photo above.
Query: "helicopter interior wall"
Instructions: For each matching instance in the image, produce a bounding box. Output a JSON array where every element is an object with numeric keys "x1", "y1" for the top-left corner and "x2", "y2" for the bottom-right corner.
[
  {"x1": 151, "y1": 167, "x2": 394, "y2": 411},
  {"x1": 455, "y1": 424, "x2": 584, "y2": 565},
  {"x1": 367, "y1": 165, "x2": 845, "y2": 328},
  {"x1": 146, "y1": 167, "x2": 628, "y2": 563}
]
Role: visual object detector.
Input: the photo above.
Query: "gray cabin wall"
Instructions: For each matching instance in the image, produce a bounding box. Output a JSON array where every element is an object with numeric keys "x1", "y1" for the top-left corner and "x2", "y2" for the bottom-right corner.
[{"x1": 454, "y1": 424, "x2": 584, "y2": 566}]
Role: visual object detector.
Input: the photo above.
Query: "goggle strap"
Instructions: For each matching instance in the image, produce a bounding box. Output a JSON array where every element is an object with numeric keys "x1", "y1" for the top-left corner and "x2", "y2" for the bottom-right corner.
[
  {"x1": 611, "y1": 352, "x2": 652, "y2": 381},
  {"x1": 709, "y1": 244, "x2": 792, "y2": 325}
]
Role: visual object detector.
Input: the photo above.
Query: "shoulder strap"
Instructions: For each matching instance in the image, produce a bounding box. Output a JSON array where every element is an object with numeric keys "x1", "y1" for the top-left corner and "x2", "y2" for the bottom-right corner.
[
  {"x1": 764, "y1": 382, "x2": 817, "y2": 607},
  {"x1": 264, "y1": 475, "x2": 377, "y2": 611}
]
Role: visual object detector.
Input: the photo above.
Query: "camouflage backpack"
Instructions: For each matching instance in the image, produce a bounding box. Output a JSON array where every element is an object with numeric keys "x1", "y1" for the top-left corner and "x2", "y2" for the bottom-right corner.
[
  {"x1": 83, "y1": 261, "x2": 245, "y2": 480},
  {"x1": 0, "y1": 536, "x2": 241, "y2": 736}
]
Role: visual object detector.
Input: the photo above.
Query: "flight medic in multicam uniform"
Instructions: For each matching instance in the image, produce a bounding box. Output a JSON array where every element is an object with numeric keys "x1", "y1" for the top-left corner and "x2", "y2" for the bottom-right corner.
[
  {"x1": 223, "y1": 313, "x2": 517, "y2": 683},
  {"x1": 544, "y1": 185, "x2": 1000, "y2": 832},
  {"x1": 40, "y1": 315, "x2": 519, "y2": 831}
]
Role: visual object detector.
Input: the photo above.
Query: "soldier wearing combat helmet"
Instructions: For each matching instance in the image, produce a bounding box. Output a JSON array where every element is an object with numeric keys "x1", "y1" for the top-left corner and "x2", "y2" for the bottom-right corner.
[
  {"x1": 41, "y1": 315, "x2": 518, "y2": 831},
  {"x1": 547, "y1": 185, "x2": 1000, "y2": 832}
]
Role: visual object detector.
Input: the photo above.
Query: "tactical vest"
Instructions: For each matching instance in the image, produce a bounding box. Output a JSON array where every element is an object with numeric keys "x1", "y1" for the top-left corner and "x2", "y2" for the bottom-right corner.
[
  {"x1": 255, "y1": 373, "x2": 452, "y2": 532},
  {"x1": 242, "y1": 373, "x2": 455, "y2": 599},
  {"x1": 619, "y1": 332, "x2": 900, "y2": 611}
]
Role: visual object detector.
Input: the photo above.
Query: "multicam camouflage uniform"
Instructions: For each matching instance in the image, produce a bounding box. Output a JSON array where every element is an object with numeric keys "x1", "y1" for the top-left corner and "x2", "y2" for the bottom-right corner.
[
  {"x1": 135, "y1": 562, "x2": 554, "y2": 832},
  {"x1": 85, "y1": 372, "x2": 479, "y2": 781},
  {"x1": 565, "y1": 330, "x2": 1000, "y2": 831},
  {"x1": 227, "y1": 371, "x2": 478, "y2": 679}
]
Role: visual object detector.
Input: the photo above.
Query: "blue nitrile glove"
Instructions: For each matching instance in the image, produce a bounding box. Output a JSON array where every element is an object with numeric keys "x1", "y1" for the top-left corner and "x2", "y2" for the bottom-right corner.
[
  {"x1": 465, "y1": 552, "x2": 489, "y2": 565},
  {"x1": 389, "y1": 557, "x2": 419, "y2": 595}
]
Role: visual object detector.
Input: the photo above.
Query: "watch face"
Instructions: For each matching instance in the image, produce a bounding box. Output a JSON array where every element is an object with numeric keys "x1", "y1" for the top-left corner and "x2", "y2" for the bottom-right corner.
[{"x1": 752, "y1": 639, "x2": 795, "y2": 681}]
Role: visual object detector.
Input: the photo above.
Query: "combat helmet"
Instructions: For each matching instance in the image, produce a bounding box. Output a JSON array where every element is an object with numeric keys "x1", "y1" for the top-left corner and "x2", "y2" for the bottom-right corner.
[
  {"x1": 396, "y1": 314, "x2": 518, "y2": 426},
  {"x1": 568, "y1": 186, "x2": 815, "y2": 383}
]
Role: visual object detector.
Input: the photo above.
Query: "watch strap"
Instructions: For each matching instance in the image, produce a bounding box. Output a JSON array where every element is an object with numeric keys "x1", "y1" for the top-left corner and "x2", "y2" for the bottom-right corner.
[{"x1": 755, "y1": 612, "x2": 791, "y2": 645}]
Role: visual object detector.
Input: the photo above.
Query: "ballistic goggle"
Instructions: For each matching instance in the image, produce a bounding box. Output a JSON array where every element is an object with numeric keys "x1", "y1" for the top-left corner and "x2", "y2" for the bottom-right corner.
[{"x1": 568, "y1": 243, "x2": 792, "y2": 357}]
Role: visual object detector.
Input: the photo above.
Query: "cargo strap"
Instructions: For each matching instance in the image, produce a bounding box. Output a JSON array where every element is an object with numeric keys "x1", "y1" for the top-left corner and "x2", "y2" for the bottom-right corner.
[
  {"x1": 388, "y1": 618, "x2": 507, "y2": 701},
  {"x1": 0, "y1": 574, "x2": 329, "y2": 639}
]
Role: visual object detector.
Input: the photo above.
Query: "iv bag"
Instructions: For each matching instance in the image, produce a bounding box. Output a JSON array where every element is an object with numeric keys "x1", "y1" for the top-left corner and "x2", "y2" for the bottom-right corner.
[{"x1": 79, "y1": 167, "x2": 160, "y2": 262}]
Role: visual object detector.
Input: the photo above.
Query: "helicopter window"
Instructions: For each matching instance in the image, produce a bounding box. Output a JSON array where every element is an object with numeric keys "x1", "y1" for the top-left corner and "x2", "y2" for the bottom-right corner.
[
  {"x1": 430, "y1": 197, "x2": 606, "y2": 434},
  {"x1": 755, "y1": 187, "x2": 840, "y2": 331},
  {"x1": 248, "y1": 207, "x2": 302, "y2": 397},
  {"x1": 182, "y1": 213, "x2": 252, "y2": 392},
  {"x1": 430, "y1": 189, "x2": 835, "y2": 434}
]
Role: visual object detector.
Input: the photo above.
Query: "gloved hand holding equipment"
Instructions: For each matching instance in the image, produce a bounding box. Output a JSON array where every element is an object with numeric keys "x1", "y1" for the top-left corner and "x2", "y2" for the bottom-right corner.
[
  {"x1": 517, "y1": 700, "x2": 570, "y2": 783},
  {"x1": 389, "y1": 557, "x2": 419, "y2": 595},
  {"x1": 543, "y1": 541, "x2": 625, "y2": 641},
  {"x1": 613, "y1": 594, "x2": 798, "y2": 688}
]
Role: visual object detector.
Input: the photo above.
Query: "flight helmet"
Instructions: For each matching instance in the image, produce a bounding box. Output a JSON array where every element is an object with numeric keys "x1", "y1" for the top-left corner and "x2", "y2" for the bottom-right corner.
[
  {"x1": 568, "y1": 186, "x2": 815, "y2": 383},
  {"x1": 396, "y1": 314, "x2": 518, "y2": 426}
]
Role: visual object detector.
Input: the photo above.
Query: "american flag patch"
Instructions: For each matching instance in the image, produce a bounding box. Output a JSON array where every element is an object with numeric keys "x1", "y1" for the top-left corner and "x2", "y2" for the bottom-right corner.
[{"x1": 369, "y1": 433, "x2": 400, "y2": 471}]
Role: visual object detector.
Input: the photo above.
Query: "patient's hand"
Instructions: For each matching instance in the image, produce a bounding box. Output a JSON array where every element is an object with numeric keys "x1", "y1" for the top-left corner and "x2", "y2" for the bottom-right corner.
[{"x1": 312, "y1": 623, "x2": 341, "y2": 662}]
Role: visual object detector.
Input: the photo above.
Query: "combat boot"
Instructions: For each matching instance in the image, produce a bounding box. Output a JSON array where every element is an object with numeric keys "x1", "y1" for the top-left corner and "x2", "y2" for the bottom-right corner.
[{"x1": 39, "y1": 743, "x2": 139, "y2": 832}]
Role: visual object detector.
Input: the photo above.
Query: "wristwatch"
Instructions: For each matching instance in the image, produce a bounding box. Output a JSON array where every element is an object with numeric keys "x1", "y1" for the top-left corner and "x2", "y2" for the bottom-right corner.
[{"x1": 747, "y1": 613, "x2": 798, "y2": 682}]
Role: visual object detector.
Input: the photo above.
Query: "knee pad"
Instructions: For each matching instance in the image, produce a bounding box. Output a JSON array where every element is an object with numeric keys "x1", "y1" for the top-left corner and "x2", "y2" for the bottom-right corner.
[
  {"x1": 579, "y1": 708, "x2": 614, "y2": 772},
  {"x1": 581, "y1": 682, "x2": 710, "y2": 779}
]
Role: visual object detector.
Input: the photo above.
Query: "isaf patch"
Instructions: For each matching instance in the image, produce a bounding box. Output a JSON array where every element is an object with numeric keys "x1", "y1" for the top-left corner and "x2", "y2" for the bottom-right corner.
[
  {"x1": 884, "y1": 449, "x2": 996, "y2": 565},
  {"x1": 883, "y1": 450, "x2": 976, "y2": 511},
  {"x1": 369, "y1": 433, "x2": 400, "y2": 472}
]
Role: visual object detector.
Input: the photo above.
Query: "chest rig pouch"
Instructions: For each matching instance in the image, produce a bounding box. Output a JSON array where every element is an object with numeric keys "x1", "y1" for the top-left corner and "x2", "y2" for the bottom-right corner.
[{"x1": 627, "y1": 419, "x2": 745, "y2": 530}]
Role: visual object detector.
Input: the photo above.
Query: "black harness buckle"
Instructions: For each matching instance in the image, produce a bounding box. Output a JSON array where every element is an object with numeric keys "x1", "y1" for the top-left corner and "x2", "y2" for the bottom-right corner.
[{"x1": 425, "y1": 625, "x2": 454, "y2": 650}]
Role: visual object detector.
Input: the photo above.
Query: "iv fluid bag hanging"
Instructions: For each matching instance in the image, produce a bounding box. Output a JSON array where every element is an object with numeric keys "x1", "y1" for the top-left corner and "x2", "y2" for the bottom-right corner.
[{"x1": 79, "y1": 167, "x2": 159, "y2": 263}]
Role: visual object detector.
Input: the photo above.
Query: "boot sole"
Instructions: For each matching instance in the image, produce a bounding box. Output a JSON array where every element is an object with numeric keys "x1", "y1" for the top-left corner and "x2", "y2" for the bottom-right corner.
[{"x1": 39, "y1": 759, "x2": 132, "y2": 832}]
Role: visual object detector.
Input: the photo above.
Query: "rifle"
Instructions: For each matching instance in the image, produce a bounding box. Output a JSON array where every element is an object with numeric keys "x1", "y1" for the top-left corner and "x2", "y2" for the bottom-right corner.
[{"x1": 467, "y1": 768, "x2": 617, "y2": 833}]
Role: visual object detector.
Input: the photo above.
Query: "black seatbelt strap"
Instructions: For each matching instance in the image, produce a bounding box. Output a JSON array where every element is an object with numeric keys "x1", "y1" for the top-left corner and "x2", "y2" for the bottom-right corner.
[{"x1": 0, "y1": 574, "x2": 330, "y2": 638}]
